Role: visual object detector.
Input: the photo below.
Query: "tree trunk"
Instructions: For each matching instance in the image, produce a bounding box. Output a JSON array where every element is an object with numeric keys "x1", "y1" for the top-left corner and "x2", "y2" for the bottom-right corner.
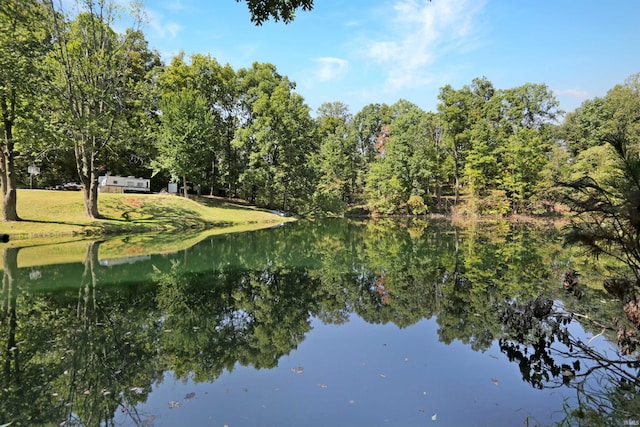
[
  {"x1": 1, "y1": 111, "x2": 20, "y2": 221},
  {"x1": 81, "y1": 177, "x2": 100, "y2": 218},
  {"x1": 453, "y1": 147, "x2": 460, "y2": 206},
  {"x1": 76, "y1": 139, "x2": 101, "y2": 218},
  {"x1": 210, "y1": 155, "x2": 216, "y2": 196},
  {"x1": 182, "y1": 174, "x2": 188, "y2": 198}
]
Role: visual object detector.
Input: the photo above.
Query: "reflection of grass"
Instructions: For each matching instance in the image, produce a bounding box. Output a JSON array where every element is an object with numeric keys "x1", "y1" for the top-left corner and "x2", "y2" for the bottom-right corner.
[
  {"x1": 11, "y1": 222, "x2": 277, "y2": 269},
  {"x1": 0, "y1": 189, "x2": 292, "y2": 246}
]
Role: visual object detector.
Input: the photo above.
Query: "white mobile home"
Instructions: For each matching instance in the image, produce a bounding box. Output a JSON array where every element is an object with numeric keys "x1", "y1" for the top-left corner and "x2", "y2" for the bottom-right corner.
[{"x1": 98, "y1": 175, "x2": 150, "y2": 193}]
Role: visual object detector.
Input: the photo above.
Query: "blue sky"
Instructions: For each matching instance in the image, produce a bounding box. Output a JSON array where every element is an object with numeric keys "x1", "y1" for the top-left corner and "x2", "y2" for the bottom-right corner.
[{"x1": 139, "y1": 0, "x2": 640, "y2": 117}]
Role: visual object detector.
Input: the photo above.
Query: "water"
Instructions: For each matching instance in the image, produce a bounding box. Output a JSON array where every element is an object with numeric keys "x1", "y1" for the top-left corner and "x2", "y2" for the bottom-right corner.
[{"x1": 1, "y1": 219, "x2": 637, "y2": 426}]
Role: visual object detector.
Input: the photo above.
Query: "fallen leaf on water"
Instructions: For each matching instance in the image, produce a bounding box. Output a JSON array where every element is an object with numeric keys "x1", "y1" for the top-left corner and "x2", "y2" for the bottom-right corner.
[
  {"x1": 184, "y1": 392, "x2": 195, "y2": 400},
  {"x1": 432, "y1": 413, "x2": 437, "y2": 421}
]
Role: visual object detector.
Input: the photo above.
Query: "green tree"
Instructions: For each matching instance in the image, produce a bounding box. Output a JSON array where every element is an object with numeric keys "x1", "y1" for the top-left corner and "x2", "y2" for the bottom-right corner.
[
  {"x1": 234, "y1": 62, "x2": 315, "y2": 211},
  {"x1": 563, "y1": 74, "x2": 640, "y2": 320},
  {"x1": 154, "y1": 88, "x2": 215, "y2": 197},
  {"x1": 437, "y1": 83, "x2": 473, "y2": 204},
  {"x1": 313, "y1": 101, "x2": 354, "y2": 213},
  {"x1": 348, "y1": 103, "x2": 393, "y2": 204},
  {"x1": 100, "y1": 29, "x2": 161, "y2": 182},
  {"x1": 0, "y1": 0, "x2": 49, "y2": 221},
  {"x1": 157, "y1": 53, "x2": 238, "y2": 196},
  {"x1": 560, "y1": 97, "x2": 609, "y2": 157},
  {"x1": 46, "y1": 0, "x2": 145, "y2": 217},
  {"x1": 498, "y1": 128, "x2": 548, "y2": 213},
  {"x1": 364, "y1": 159, "x2": 404, "y2": 214}
]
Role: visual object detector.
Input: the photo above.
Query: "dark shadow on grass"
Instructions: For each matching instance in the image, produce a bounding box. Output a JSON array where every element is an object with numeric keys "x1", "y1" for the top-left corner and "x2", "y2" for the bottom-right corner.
[
  {"x1": 22, "y1": 219, "x2": 94, "y2": 227},
  {"x1": 195, "y1": 195, "x2": 274, "y2": 212}
]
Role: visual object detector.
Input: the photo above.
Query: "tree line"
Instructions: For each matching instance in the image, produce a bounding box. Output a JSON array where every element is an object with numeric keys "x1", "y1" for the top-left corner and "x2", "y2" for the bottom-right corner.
[{"x1": 1, "y1": 0, "x2": 639, "y2": 224}]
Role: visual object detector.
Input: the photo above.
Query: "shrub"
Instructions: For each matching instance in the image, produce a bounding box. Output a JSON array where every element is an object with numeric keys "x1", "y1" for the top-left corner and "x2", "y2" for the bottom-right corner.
[{"x1": 407, "y1": 195, "x2": 428, "y2": 215}]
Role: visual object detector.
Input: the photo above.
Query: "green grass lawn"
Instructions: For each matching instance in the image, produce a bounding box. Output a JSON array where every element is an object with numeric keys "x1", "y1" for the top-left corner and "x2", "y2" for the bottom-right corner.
[{"x1": 0, "y1": 189, "x2": 292, "y2": 247}]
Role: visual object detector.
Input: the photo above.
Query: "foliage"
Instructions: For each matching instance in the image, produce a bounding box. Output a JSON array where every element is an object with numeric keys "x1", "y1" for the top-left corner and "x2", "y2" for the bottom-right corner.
[
  {"x1": 154, "y1": 88, "x2": 215, "y2": 195},
  {"x1": 5, "y1": 0, "x2": 640, "y2": 229},
  {"x1": 237, "y1": 0, "x2": 314, "y2": 25},
  {"x1": 499, "y1": 295, "x2": 640, "y2": 425},
  {"x1": 0, "y1": 0, "x2": 50, "y2": 220},
  {"x1": 46, "y1": 0, "x2": 147, "y2": 218},
  {"x1": 407, "y1": 194, "x2": 428, "y2": 215},
  {"x1": 233, "y1": 62, "x2": 316, "y2": 211},
  {"x1": 562, "y1": 75, "x2": 640, "y2": 283}
]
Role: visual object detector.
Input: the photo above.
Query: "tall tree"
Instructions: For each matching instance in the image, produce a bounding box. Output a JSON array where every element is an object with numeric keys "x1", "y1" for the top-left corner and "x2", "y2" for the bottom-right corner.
[
  {"x1": 563, "y1": 74, "x2": 640, "y2": 325},
  {"x1": 157, "y1": 53, "x2": 239, "y2": 196},
  {"x1": 46, "y1": 0, "x2": 144, "y2": 218},
  {"x1": 494, "y1": 83, "x2": 560, "y2": 212},
  {"x1": 313, "y1": 101, "x2": 353, "y2": 213},
  {"x1": 348, "y1": 103, "x2": 393, "y2": 204},
  {"x1": 561, "y1": 97, "x2": 609, "y2": 157},
  {"x1": 100, "y1": 28, "x2": 161, "y2": 181},
  {"x1": 437, "y1": 84, "x2": 473, "y2": 204},
  {"x1": 234, "y1": 62, "x2": 315, "y2": 211},
  {"x1": 153, "y1": 89, "x2": 215, "y2": 197},
  {"x1": 0, "y1": 0, "x2": 49, "y2": 221}
]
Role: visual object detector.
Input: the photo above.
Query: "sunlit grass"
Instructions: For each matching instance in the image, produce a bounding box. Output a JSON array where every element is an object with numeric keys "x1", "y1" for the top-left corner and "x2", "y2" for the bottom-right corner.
[{"x1": 0, "y1": 189, "x2": 293, "y2": 247}]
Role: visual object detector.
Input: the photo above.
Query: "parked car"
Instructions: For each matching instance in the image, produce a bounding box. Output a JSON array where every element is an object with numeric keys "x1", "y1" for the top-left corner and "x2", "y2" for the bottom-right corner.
[{"x1": 61, "y1": 182, "x2": 82, "y2": 191}]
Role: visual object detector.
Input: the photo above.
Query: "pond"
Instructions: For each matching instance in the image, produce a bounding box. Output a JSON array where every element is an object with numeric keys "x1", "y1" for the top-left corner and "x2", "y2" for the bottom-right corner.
[{"x1": 1, "y1": 218, "x2": 638, "y2": 426}]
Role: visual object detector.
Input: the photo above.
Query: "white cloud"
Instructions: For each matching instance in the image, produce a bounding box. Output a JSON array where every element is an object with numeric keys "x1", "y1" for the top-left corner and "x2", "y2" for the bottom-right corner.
[
  {"x1": 163, "y1": 0, "x2": 185, "y2": 12},
  {"x1": 142, "y1": 8, "x2": 182, "y2": 40},
  {"x1": 555, "y1": 88, "x2": 590, "y2": 98},
  {"x1": 363, "y1": 0, "x2": 486, "y2": 90},
  {"x1": 314, "y1": 57, "x2": 349, "y2": 82}
]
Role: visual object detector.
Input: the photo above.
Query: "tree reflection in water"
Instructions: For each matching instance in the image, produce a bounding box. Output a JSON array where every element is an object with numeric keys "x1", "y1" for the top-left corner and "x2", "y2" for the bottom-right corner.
[
  {"x1": 498, "y1": 294, "x2": 640, "y2": 426},
  {"x1": 1, "y1": 218, "x2": 639, "y2": 426}
]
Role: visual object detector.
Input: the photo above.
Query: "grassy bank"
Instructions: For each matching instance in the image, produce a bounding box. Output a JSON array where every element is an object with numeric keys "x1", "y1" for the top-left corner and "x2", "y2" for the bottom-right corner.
[{"x1": 0, "y1": 189, "x2": 292, "y2": 247}]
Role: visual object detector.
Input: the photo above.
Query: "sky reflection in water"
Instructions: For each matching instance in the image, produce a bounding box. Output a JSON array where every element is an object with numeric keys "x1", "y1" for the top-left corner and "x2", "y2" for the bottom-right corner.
[
  {"x1": 1, "y1": 219, "x2": 634, "y2": 426},
  {"x1": 136, "y1": 314, "x2": 587, "y2": 427}
]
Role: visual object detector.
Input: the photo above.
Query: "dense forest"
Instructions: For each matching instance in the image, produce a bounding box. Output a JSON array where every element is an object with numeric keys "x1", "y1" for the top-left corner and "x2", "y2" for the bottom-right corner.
[{"x1": 1, "y1": 0, "x2": 638, "y2": 221}]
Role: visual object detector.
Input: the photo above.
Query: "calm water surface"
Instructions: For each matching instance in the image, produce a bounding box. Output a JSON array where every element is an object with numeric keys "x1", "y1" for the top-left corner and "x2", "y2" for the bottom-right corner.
[{"x1": 1, "y1": 219, "x2": 637, "y2": 426}]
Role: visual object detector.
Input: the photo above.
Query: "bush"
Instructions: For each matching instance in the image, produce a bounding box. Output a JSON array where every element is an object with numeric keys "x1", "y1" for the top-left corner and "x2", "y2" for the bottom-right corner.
[{"x1": 407, "y1": 195, "x2": 428, "y2": 215}]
